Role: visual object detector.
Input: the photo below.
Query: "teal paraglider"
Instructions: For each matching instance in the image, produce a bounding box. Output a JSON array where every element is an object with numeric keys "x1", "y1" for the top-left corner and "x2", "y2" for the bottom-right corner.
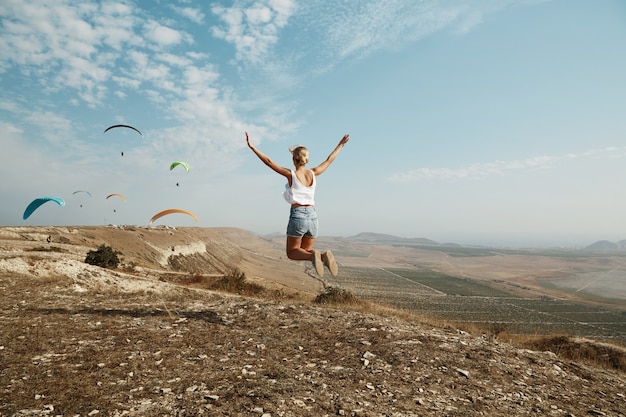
[{"x1": 23, "y1": 197, "x2": 65, "y2": 220}]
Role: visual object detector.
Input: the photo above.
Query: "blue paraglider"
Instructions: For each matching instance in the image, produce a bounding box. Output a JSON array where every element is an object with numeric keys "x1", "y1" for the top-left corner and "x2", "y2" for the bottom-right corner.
[{"x1": 23, "y1": 197, "x2": 65, "y2": 220}]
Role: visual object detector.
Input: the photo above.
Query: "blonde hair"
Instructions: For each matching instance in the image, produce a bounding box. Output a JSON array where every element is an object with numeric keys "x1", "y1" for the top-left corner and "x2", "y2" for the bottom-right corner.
[{"x1": 289, "y1": 145, "x2": 309, "y2": 166}]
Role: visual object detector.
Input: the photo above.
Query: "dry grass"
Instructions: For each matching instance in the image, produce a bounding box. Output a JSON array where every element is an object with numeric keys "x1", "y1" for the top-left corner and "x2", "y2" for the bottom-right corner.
[
  {"x1": 2, "y1": 226, "x2": 625, "y2": 416},
  {"x1": 307, "y1": 287, "x2": 626, "y2": 373},
  {"x1": 508, "y1": 334, "x2": 626, "y2": 372},
  {"x1": 2, "y1": 273, "x2": 625, "y2": 416}
]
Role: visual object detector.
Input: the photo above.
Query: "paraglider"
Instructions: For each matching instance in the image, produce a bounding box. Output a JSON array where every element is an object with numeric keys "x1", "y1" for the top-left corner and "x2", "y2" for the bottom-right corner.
[
  {"x1": 149, "y1": 209, "x2": 198, "y2": 224},
  {"x1": 106, "y1": 194, "x2": 126, "y2": 213},
  {"x1": 73, "y1": 190, "x2": 92, "y2": 208},
  {"x1": 104, "y1": 124, "x2": 143, "y2": 137},
  {"x1": 23, "y1": 196, "x2": 65, "y2": 220},
  {"x1": 105, "y1": 193, "x2": 126, "y2": 202},
  {"x1": 169, "y1": 161, "x2": 190, "y2": 172},
  {"x1": 170, "y1": 161, "x2": 190, "y2": 187},
  {"x1": 104, "y1": 125, "x2": 142, "y2": 156}
]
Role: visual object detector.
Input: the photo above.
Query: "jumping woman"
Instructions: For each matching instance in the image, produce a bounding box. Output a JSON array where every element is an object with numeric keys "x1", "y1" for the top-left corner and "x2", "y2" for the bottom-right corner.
[{"x1": 246, "y1": 131, "x2": 350, "y2": 276}]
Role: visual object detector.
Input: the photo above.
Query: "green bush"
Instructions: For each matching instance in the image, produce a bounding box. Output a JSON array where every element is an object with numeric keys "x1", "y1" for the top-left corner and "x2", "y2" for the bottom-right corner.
[
  {"x1": 314, "y1": 286, "x2": 361, "y2": 305},
  {"x1": 85, "y1": 244, "x2": 120, "y2": 269}
]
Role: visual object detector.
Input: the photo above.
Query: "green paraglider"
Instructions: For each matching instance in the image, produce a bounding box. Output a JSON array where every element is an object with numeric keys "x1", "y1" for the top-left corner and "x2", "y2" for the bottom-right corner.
[
  {"x1": 169, "y1": 161, "x2": 190, "y2": 172},
  {"x1": 23, "y1": 197, "x2": 65, "y2": 220}
]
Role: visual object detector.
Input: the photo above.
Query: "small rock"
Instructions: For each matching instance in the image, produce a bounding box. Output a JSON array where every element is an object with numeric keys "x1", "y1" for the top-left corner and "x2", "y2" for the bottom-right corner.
[{"x1": 456, "y1": 368, "x2": 470, "y2": 378}]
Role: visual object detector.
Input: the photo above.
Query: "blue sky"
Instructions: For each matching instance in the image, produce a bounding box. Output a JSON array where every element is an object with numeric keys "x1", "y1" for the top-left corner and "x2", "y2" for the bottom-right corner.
[{"x1": 1, "y1": 0, "x2": 625, "y2": 248}]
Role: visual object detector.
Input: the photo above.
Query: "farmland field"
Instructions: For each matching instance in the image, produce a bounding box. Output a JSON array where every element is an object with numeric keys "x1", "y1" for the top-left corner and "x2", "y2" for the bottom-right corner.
[{"x1": 324, "y1": 266, "x2": 626, "y2": 345}]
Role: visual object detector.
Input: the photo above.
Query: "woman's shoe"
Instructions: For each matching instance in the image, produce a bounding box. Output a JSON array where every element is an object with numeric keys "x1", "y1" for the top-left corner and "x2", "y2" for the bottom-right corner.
[
  {"x1": 313, "y1": 250, "x2": 324, "y2": 276},
  {"x1": 323, "y1": 250, "x2": 338, "y2": 276}
]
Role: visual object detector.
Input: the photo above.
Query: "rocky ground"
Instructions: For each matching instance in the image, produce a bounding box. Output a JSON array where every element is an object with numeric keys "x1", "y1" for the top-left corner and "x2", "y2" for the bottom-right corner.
[{"x1": 0, "y1": 226, "x2": 624, "y2": 416}]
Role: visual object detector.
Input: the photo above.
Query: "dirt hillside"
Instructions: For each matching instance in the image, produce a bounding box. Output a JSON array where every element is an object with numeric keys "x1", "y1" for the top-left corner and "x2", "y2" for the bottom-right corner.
[{"x1": 0, "y1": 226, "x2": 624, "y2": 416}]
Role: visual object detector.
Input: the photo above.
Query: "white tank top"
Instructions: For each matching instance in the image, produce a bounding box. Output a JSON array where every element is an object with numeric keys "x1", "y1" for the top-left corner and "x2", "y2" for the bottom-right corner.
[{"x1": 283, "y1": 169, "x2": 316, "y2": 205}]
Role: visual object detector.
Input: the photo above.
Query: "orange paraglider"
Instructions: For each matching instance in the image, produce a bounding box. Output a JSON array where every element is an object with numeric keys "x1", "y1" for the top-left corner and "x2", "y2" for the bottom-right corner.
[
  {"x1": 105, "y1": 193, "x2": 126, "y2": 202},
  {"x1": 149, "y1": 209, "x2": 198, "y2": 224}
]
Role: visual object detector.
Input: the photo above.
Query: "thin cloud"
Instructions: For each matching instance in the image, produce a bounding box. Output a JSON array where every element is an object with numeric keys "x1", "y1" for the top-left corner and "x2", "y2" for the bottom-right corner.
[
  {"x1": 387, "y1": 147, "x2": 626, "y2": 182},
  {"x1": 287, "y1": 0, "x2": 539, "y2": 74},
  {"x1": 170, "y1": 5, "x2": 205, "y2": 24}
]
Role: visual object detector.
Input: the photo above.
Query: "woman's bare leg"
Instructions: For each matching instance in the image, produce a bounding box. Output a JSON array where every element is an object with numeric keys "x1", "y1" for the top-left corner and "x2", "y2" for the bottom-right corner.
[{"x1": 286, "y1": 236, "x2": 315, "y2": 260}]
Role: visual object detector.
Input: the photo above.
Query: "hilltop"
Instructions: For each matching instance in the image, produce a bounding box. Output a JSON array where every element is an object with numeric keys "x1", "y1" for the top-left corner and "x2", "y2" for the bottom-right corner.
[
  {"x1": 585, "y1": 239, "x2": 626, "y2": 252},
  {"x1": 0, "y1": 226, "x2": 624, "y2": 416}
]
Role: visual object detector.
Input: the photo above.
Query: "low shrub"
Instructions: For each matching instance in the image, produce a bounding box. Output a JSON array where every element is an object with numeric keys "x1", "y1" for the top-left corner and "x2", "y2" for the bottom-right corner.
[
  {"x1": 85, "y1": 244, "x2": 120, "y2": 269},
  {"x1": 208, "y1": 268, "x2": 264, "y2": 296},
  {"x1": 314, "y1": 286, "x2": 362, "y2": 305}
]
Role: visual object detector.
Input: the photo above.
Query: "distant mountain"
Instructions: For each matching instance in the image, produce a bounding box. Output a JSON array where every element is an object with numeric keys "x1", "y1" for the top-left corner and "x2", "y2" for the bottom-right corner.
[
  {"x1": 346, "y1": 232, "x2": 439, "y2": 246},
  {"x1": 584, "y1": 239, "x2": 626, "y2": 251}
]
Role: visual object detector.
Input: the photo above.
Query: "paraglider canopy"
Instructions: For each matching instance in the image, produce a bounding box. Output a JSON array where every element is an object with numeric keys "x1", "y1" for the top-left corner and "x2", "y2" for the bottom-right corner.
[
  {"x1": 149, "y1": 209, "x2": 198, "y2": 224},
  {"x1": 73, "y1": 190, "x2": 92, "y2": 197},
  {"x1": 23, "y1": 196, "x2": 65, "y2": 220},
  {"x1": 106, "y1": 193, "x2": 126, "y2": 202},
  {"x1": 170, "y1": 161, "x2": 190, "y2": 172},
  {"x1": 104, "y1": 124, "x2": 143, "y2": 137}
]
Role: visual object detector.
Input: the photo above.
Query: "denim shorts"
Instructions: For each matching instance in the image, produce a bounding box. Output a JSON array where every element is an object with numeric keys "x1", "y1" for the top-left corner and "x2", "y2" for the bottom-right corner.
[{"x1": 286, "y1": 206, "x2": 318, "y2": 238}]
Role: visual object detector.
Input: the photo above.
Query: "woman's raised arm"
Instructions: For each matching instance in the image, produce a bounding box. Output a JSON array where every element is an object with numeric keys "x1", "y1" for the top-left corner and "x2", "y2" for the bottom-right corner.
[
  {"x1": 312, "y1": 134, "x2": 350, "y2": 176},
  {"x1": 246, "y1": 132, "x2": 291, "y2": 179}
]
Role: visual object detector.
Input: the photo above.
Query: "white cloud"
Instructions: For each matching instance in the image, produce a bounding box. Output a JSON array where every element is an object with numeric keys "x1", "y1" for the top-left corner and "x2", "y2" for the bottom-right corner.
[
  {"x1": 387, "y1": 147, "x2": 626, "y2": 182},
  {"x1": 143, "y1": 20, "x2": 191, "y2": 47},
  {"x1": 0, "y1": 0, "x2": 139, "y2": 104},
  {"x1": 211, "y1": 0, "x2": 296, "y2": 64}
]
